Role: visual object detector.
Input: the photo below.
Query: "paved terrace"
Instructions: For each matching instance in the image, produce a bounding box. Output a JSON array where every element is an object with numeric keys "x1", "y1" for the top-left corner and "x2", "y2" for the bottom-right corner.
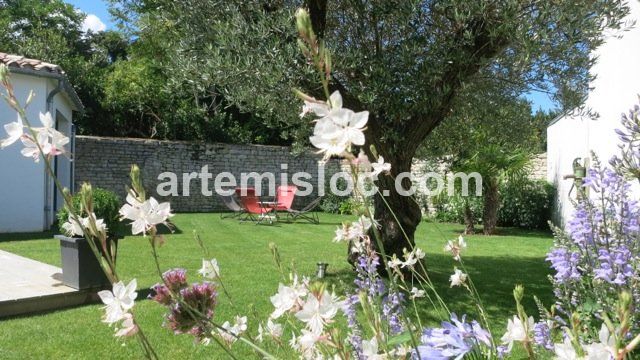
[{"x1": 0, "y1": 250, "x2": 95, "y2": 318}]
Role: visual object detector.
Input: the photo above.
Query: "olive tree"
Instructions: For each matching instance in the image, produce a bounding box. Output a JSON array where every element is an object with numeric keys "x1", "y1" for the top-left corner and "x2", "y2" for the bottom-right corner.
[{"x1": 111, "y1": 0, "x2": 629, "y2": 261}]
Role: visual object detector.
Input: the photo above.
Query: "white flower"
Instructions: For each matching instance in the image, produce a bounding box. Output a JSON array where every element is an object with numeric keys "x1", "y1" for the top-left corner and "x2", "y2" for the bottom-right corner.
[
  {"x1": 583, "y1": 324, "x2": 615, "y2": 360},
  {"x1": 62, "y1": 213, "x2": 108, "y2": 237},
  {"x1": 449, "y1": 268, "x2": 468, "y2": 287},
  {"x1": 584, "y1": 343, "x2": 614, "y2": 360},
  {"x1": 349, "y1": 216, "x2": 373, "y2": 240},
  {"x1": 300, "y1": 91, "x2": 341, "y2": 118},
  {"x1": 554, "y1": 337, "x2": 579, "y2": 360},
  {"x1": 48, "y1": 128, "x2": 69, "y2": 156},
  {"x1": 444, "y1": 235, "x2": 467, "y2": 261},
  {"x1": 62, "y1": 215, "x2": 84, "y2": 237},
  {"x1": 270, "y1": 279, "x2": 308, "y2": 319},
  {"x1": 402, "y1": 248, "x2": 424, "y2": 268},
  {"x1": 297, "y1": 329, "x2": 322, "y2": 359},
  {"x1": 198, "y1": 258, "x2": 220, "y2": 279},
  {"x1": 257, "y1": 319, "x2": 283, "y2": 342},
  {"x1": 114, "y1": 313, "x2": 138, "y2": 338},
  {"x1": 307, "y1": 90, "x2": 368, "y2": 159},
  {"x1": 0, "y1": 115, "x2": 24, "y2": 148},
  {"x1": 333, "y1": 225, "x2": 349, "y2": 243},
  {"x1": 388, "y1": 254, "x2": 403, "y2": 269},
  {"x1": 217, "y1": 315, "x2": 248, "y2": 345},
  {"x1": 119, "y1": 194, "x2": 173, "y2": 235},
  {"x1": 217, "y1": 321, "x2": 236, "y2": 345},
  {"x1": 97, "y1": 279, "x2": 138, "y2": 325},
  {"x1": 353, "y1": 150, "x2": 372, "y2": 171},
  {"x1": 362, "y1": 337, "x2": 386, "y2": 360},
  {"x1": 39, "y1": 111, "x2": 54, "y2": 128},
  {"x1": 2, "y1": 112, "x2": 69, "y2": 159},
  {"x1": 309, "y1": 118, "x2": 350, "y2": 158},
  {"x1": 295, "y1": 290, "x2": 342, "y2": 335},
  {"x1": 410, "y1": 287, "x2": 426, "y2": 299},
  {"x1": 500, "y1": 315, "x2": 534, "y2": 352},
  {"x1": 370, "y1": 156, "x2": 391, "y2": 177},
  {"x1": 20, "y1": 130, "x2": 48, "y2": 162}
]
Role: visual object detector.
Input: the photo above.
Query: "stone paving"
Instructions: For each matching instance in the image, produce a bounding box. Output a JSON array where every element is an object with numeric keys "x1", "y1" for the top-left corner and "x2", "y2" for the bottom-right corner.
[{"x1": 0, "y1": 250, "x2": 92, "y2": 317}]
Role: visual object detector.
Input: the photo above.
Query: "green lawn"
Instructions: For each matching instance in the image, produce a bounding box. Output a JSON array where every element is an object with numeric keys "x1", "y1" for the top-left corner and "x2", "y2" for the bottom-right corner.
[{"x1": 0, "y1": 213, "x2": 554, "y2": 359}]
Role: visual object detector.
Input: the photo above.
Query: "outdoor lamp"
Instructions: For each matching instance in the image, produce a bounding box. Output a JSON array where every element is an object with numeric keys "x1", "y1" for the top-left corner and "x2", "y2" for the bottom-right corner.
[{"x1": 316, "y1": 262, "x2": 329, "y2": 279}]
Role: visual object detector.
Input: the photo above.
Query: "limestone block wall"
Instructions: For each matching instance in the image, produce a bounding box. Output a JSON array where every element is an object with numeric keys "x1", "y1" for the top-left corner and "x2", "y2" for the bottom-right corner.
[{"x1": 74, "y1": 136, "x2": 339, "y2": 212}]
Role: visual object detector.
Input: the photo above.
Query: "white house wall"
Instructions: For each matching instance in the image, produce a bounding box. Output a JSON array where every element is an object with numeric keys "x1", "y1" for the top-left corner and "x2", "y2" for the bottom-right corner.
[
  {"x1": 547, "y1": 0, "x2": 640, "y2": 226},
  {"x1": 0, "y1": 73, "x2": 47, "y2": 232},
  {"x1": 48, "y1": 80, "x2": 74, "y2": 227}
]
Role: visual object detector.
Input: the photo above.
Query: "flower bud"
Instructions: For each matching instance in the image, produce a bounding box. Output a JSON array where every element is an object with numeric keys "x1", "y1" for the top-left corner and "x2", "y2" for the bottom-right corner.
[
  {"x1": 25, "y1": 90, "x2": 35, "y2": 107},
  {"x1": 0, "y1": 64, "x2": 8, "y2": 82},
  {"x1": 513, "y1": 284, "x2": 524, "y2": 303},
  {"x1": 129, "y1": 164, "x2": 146, "y2": 199},
  {"x1": 80, "y1": 182, "x2": 94, "y2": 213},
  {"x1": 295, "y1": 8, "x2": 312, "y2": 39}
]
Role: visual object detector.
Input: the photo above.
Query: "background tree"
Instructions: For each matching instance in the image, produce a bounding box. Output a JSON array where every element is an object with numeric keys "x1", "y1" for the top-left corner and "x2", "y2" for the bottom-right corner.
[
  {"x1": 109, "y1": 0, "x2": 629, "y2": 262},
  {"x1": 421, "y1": 88, "x2": 542, "y2": 235}
]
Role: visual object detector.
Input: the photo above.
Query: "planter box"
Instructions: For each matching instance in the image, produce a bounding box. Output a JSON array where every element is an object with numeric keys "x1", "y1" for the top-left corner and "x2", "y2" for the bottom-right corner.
[{"x1": 57, "y1": 235, "x2": 114, "y2": 290}]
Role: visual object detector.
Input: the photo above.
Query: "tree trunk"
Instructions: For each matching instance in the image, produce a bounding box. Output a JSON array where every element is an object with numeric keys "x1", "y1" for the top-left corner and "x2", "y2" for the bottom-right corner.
[
  {"x1": 482, "y1": 178, "x2": 500, "y2": 235},
  {"x1": 348, "y1": 154, "x2": 422, "y2": 270},
  {"x1": 463, "y1": 199, "x2": 475, "y2": 235}
]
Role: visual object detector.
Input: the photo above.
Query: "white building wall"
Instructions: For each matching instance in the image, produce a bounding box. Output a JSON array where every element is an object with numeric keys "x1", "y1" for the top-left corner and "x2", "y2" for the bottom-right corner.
[
  {"x1": 547, "y1": 0, "x2": 640, "y2": 226},
  {"x1": 0, "y1": 73, "x2": 47, "y2": 232},
  {"x1": 49, "y1": 87, "x2": 74, "y2": 226}
]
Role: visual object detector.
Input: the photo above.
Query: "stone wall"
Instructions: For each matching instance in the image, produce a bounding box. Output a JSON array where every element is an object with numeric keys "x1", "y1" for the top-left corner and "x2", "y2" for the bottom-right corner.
[
  {"x1": 74, "y1": 136, "x2": 548, "y2": 213},
  {"x1": 528, "y1": 153, "x2": 547, "y2": 181},
  {"x1": 74, "y1": 136, "x2": 338, "y2": 212}
]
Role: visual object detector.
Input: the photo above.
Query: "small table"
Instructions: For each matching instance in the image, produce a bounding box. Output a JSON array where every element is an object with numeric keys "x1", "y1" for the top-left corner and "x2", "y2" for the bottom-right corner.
[{"x1": 258, "y1": 201, "x2": 279, "y2": 223}]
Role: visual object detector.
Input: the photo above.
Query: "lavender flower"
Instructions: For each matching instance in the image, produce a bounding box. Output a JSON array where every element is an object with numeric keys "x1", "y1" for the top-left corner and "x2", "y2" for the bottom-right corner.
[
  {"x1": 548, "y1": 105, "x2": 640, "y2": 339},
  {"x1": 546, "y1": 248, "x2": 581, "y2": 283},
  {"x1": 532, "y1": 321, "x2": 553, "y2": 350},
  {"x1": 412, "y1": 313, "x2": 491, "y2": 360},
  {"x1": 382, "y1": 291, "x2": 405, "y2": 335}
]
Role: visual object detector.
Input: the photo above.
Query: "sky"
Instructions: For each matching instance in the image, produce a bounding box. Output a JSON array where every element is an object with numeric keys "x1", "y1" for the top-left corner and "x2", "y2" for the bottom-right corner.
[
  {"x1": 65, "y1": 0, "x2": 556, "y2": 112},
  {"x1": 64, "y1": 0, "x2": 114, "y2": 32}
]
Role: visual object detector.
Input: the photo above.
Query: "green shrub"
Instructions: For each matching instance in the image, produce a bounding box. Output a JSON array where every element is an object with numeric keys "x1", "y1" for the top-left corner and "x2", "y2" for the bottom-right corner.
[
  {"x1": 429, "y1": 178, "x2": 554, "y2": 230},
  {"x1": 429, "y1": 191, "x2": 483, "y2": 223},
  {"x1": 320, "y1": 177, "x2": 352, "y2": 214},
  {"x1": 498, "y1": 179, "x2": 554, "y2": 229},
  {"x1": 56, "y1": 188, "x2": 122, "y2": 236}
]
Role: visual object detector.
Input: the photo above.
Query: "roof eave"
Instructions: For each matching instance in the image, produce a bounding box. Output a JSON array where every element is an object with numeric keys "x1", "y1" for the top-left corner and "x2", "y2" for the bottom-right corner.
[{"x1": 7, "y1": 66, "x2": 85, "y2": 115}]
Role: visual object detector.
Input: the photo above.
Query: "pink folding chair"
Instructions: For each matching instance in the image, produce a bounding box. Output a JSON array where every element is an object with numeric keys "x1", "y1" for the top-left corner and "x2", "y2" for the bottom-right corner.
[
  {"x1": 235, "y1": 187, "x2": 274, "y2": 224},
  {"x1": 271, "y1": 185, "x2": 298, "y2": 212}
]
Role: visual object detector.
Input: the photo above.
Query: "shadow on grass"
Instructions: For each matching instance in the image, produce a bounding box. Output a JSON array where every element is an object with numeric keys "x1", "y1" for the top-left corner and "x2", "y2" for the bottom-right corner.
[
  {"x1": 326, "y1": 252, "x2": 553, "y2": 329},
  {"x1": 0, "y1": 230, "x2": 57, "y2": 243},
  {"x1": 429, "y1": 224, "x2": 552, "y2": 239}
]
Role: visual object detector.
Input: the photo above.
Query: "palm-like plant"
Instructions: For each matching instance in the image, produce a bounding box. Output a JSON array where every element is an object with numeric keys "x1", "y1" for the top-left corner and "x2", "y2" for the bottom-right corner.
[{"x1": 457, "y1": 143, "x2": 531, "y2": 235}]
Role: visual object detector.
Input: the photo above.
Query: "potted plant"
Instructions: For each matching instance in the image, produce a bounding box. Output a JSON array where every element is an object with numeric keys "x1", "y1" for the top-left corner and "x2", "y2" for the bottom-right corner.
[{"x1": 56, "y1": 187, "x2": 122, "y2": 290}]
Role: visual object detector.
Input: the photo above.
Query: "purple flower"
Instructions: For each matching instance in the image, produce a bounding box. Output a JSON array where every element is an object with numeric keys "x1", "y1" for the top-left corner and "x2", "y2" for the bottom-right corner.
[
  {"x1": 149, "y1": 268, "x2": 189, "y2": 305},
  {"x1": 412, "y1": 313, "x2": 491, "y2": 360},
  {"x1": 533, "y1": 321, "x2": 553, "y2": 350},
  {"x1": 382, "y1": 291, "x2": 405, "y2": 335},
  {"x1": 166, "y1": 282, "x2": 218, "y2": 339},
  {"x1": 546, "y1": 247, "x2": 581, "y2": 283},
  {"x1": 163, "y1": 268, "x2": 187, "y2": 291},
  {"x1": 595, "y1": 247, "x2": 634, "y2": 285}
]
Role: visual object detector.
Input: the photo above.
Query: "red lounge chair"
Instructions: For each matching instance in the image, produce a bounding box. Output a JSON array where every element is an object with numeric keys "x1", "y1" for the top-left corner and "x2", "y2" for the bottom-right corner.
[
  {"x1": 235, "y1": 187, "x2": 274, "y2": 224},
  {"x1": 271, "y1": 185, "x2": 298, "y2": 212},
  {"x1": 286, "y1": 197, "x2": 322, "y2": 224},
  {"x1": 219, "y1": 193, "x2": 245, "y2": 219}
]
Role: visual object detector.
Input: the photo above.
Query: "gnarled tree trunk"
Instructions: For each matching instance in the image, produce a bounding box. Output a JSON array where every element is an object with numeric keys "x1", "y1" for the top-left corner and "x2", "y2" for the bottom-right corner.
[
  {"x1": 482, "y1": 178, "x2": 500, "y2": 235},
  {"x1": 348, "y1": 153, "x2": 422, "y2": 271},
  {"x1": 463, "y1": 199, "x2": 475, "y2": 235}
]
